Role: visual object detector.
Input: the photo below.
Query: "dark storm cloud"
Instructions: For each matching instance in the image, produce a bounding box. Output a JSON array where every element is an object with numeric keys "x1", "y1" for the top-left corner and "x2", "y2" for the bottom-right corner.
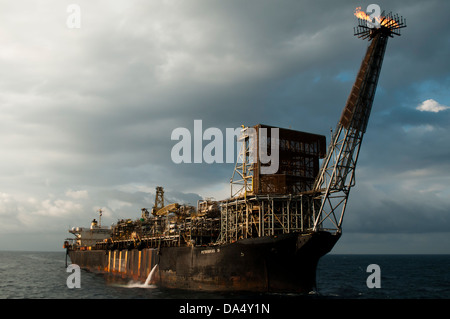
[{"x1": 0, "y1": 0, "x2": 449, "y2": 251}]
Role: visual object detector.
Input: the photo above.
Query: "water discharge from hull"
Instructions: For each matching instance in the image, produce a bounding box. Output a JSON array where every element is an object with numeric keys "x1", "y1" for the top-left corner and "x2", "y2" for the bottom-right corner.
[
  {"x1": 144, "y1": 263, "x2": 158, "y2": 286},
  {"x1": 118, "y1": 264, "x2": 158, "y2": 289}
]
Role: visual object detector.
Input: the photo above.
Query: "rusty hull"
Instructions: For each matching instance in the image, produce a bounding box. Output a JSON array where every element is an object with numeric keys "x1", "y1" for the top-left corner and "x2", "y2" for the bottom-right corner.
[{"x1": 68, "y1": 231, "x2": 339, "y2": 293}]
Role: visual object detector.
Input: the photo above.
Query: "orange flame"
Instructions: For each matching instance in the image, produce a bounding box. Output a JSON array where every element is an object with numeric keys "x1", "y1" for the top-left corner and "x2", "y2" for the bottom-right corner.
[
  {"x1": 354, "y1": 7, "x2": 399, "y2": 29},
  {"x1": 354, "y1": 6, "x2": 370, "y2": 21}
]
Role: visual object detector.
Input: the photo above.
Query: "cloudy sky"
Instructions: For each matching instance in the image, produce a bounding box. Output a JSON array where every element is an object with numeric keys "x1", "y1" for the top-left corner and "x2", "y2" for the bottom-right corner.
[{"x1": 0, "y1": 0, "x2": 449, "y2": 253}]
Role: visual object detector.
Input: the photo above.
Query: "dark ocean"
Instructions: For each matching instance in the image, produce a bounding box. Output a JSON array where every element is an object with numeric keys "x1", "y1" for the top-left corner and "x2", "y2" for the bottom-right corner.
[{"x1": 0, "y1": 251, "x2": 449, "y2": 303}]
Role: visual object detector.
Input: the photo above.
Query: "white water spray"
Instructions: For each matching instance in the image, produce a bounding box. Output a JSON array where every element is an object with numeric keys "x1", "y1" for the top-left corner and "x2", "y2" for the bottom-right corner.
[
  {"x1": 121, "y1": 264, "x2": 158, "y2": 288},
  {"x1": 144, "y1": 264, "x2": 158, "y2": 286}
]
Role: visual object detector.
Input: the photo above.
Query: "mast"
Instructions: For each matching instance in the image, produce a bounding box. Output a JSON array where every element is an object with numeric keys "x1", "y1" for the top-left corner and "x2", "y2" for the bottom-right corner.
[{"x1": 312, "y1": 11, "x2": 406, "y2": 233}]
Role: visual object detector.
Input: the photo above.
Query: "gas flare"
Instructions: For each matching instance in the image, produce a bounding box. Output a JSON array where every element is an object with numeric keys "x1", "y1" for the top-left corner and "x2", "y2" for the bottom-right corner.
[{"x1": 354, "y1": 7, "x2": 400, "y2": 29}]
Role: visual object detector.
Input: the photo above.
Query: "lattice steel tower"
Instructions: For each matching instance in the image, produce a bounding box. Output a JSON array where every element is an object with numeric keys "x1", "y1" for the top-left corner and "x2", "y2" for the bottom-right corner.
[
  {"x1": 152, "y1": 186, "x2": 165, "y2": 216},
  {"x1": 312, "y1": 11, "x2": 406, "y2": 232}
]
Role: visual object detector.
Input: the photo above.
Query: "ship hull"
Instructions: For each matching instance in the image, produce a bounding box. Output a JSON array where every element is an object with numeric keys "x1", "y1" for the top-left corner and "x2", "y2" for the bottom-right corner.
[{"x1": 68, "y1": 231, "x2": 339, "y2": 293}]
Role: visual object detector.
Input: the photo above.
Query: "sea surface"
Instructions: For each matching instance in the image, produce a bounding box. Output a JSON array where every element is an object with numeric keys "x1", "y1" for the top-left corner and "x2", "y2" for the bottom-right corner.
[{"x1": 0, "y1": 251, "x2": 449, "y2": 299}]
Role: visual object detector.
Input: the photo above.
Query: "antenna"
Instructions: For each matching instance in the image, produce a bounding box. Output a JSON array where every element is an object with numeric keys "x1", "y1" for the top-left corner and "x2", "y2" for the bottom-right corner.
[{"x1": 97, "y1": 208, "x2": 103, "y2": 227}]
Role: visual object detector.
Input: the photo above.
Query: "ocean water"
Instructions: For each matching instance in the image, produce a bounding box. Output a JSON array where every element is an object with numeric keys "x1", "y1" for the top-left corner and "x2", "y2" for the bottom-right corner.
[
  {"x1": 316, "y1": 254, "x2": 450, "y2": 299},
  {"x1": 0, "y1": 251, "x2": 449, "y2": 299}
]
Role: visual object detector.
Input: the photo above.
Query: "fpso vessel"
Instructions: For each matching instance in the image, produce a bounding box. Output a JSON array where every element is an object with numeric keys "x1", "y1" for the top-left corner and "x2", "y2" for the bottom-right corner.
[{"x1": 64, "y1": 14, "x2": 406, "y2": 293}]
